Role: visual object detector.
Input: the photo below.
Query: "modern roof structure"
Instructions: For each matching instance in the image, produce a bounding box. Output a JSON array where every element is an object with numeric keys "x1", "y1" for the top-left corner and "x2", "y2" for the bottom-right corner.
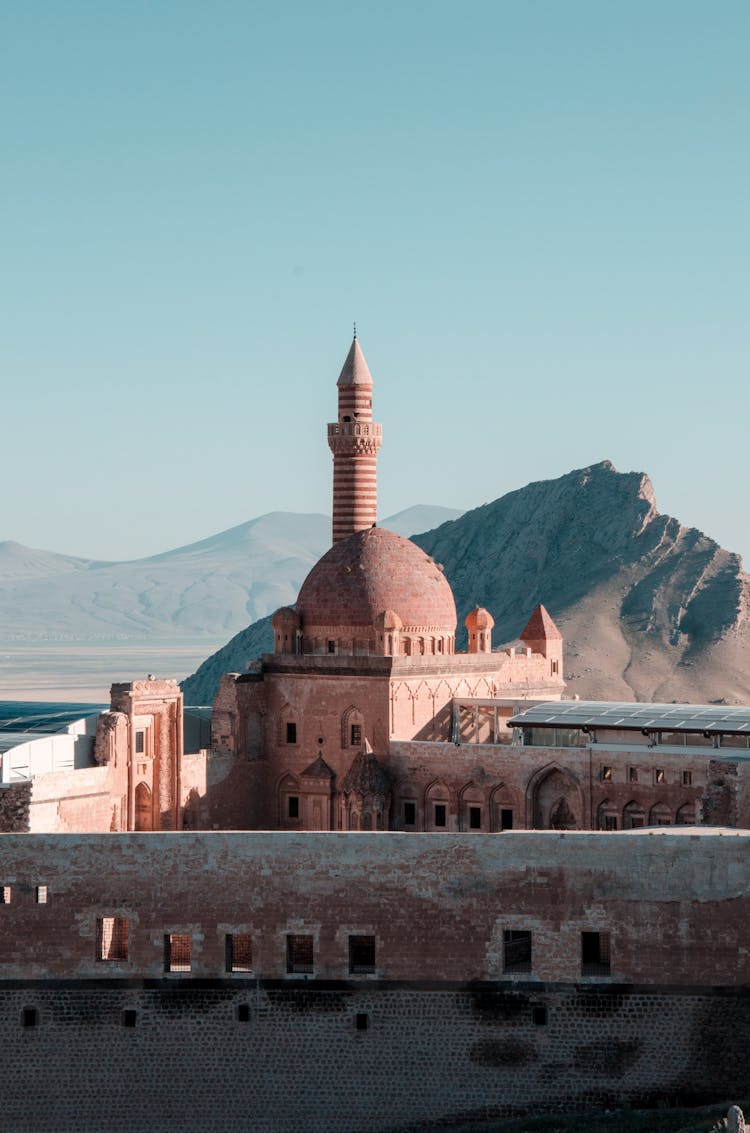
[
  {"x1": 0, "y1": 703, "x2": 103, "y2": 734},
  {"x1": 508, "y1": 701, "x2": 750, "y2": 735}
]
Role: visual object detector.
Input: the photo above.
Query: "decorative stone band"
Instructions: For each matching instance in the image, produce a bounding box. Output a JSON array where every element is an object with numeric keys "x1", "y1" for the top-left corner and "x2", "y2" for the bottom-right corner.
[{"x1": 329, "y1": 438, "x2": 382, "y2": 456}]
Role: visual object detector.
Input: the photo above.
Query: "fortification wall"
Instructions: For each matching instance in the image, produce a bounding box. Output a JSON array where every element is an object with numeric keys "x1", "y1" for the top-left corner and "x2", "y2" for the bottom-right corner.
[
  {"x1": 0, "y1": 830, "x2": 747, "y2": 1131},
  {"x1": 1, "y1": 981, "x2": 747, "y2": 1133}
]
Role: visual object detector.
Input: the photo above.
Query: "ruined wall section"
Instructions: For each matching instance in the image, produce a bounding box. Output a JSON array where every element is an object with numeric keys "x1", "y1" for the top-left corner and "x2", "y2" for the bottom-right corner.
[
  {"x1": 28, "y1": 766, "x2": 116, "y2": 833},
  {"x1": 0, "y1": 830, "x2": 747, "y2": 985},
  {"x1": 0, "y1": 830, "x2": 748, "y2": 1130}
]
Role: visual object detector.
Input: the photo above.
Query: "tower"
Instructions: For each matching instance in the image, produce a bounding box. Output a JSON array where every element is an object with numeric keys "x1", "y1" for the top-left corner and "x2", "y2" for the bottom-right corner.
[{"x1": 327, "y1": 333, "x2": 383, "y2": 544}]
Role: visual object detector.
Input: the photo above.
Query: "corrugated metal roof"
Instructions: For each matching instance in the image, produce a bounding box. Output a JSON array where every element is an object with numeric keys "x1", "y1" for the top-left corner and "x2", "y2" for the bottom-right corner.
[{"x1": 507, "y1": 701, "x2": 750, "y2": 734}]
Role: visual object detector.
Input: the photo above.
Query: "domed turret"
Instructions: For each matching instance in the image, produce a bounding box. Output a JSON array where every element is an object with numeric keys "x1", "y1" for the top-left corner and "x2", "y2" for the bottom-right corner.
[
  {"x1": 272, "y1": 606, "x2": 301, "y2": 655},
  {"x1": 465, "y1": 606, "x2": 494, "y2": 653}
]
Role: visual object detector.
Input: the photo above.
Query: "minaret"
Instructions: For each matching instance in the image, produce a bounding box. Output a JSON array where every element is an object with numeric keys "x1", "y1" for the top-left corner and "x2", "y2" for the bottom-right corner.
[{"x1": 327, "y1": 332, "x2": 383, "y2": 544}]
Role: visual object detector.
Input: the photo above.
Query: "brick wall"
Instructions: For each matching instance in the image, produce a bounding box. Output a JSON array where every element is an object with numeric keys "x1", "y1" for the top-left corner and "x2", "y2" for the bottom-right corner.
[{"x1": 0, "y1": 830, "x2": 748, "y2": 1130}]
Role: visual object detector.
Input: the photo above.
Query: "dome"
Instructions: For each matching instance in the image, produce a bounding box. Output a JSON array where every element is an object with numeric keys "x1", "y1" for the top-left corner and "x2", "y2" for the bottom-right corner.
[
  {"x1": 296, "y1": 527, "x2": 456, "y2": 641},
  {"x1": 465, "y1": 606, "x2": 494, "y2": 631}
]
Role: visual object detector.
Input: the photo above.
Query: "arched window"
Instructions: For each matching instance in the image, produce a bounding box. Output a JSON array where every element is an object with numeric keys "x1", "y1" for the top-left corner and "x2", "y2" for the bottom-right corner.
[
  {"x1": 597, "y1": 800, "x2": 618, "y2": 830},
  {"x1": 623, "y1": 801, "x2": 646, "y2": 829},
  {"x1": 459, "y1": 782, "x2": 485, "y2": 832},
  {"x1": 278, "y1": 704, "x2": 298, "y2": 746},
  {"x1": 676, "y1": 802, "x2": 696, "y2": 825},
  {"x1": 277, "y1": 773, "x2": 301, "y2": 828},
  {"x1": 341, "y1": 705, "x2": 365, "y2": 748},
  {"x1": 425, "y1": 780, "x2": 451, "y2": 831},
  {"x1": 649, "y1": 802, "x2": 672, "y2": 827}
]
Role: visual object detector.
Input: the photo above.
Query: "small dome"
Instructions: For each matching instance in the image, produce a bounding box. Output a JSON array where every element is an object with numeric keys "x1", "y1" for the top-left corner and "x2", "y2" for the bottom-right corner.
[
  {"x1": 296, "y1": 527, "x2": 457, "y2": 633},
  {"x1": 272, "y1": 606, "x2": 300, "y2": 629},
  {"x1": 465, "y1": 606, "x2": 495, "y2": 631}
]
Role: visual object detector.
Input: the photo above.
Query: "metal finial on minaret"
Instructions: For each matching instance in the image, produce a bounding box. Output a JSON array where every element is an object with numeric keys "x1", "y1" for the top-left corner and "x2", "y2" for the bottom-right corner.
[{"x1": 353, "y1": 321, "x2": 357, "y2": 340}]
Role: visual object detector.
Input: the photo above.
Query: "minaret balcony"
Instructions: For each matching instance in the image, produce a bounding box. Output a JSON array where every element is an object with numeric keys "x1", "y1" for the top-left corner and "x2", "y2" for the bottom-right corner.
[{"x1": 328, "y1": 421, "x2": 382, "y2": 440}]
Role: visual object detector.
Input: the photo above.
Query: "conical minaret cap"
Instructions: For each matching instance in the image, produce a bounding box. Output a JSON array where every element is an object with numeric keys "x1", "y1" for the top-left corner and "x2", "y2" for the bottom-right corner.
[{"x1": 337, "y1": 338, "x2": 373, "y2": 387}]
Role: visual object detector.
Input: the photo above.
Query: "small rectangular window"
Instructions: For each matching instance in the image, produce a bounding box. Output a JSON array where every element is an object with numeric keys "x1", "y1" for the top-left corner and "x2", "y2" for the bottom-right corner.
[
  {"x1": 532, "y1": 1005, "x2": 549, "y2": 1026},
  {"x1": 165, "y1": 933, "x2": 191, "y2": 972},
  {"x1": 600, "y1": 765, "x2": 612, "y2": 781},
  {"x1": 469, "y1": 806, "x2": 482, "y2": 830},
  {"x1": 286, "y1": 722, "x2": 297, "y2": 744},
  {"x1": 349, "y1": 935, "x2": 376, "y2": 974},
  {"x1": 655, "y1": 768, "x2": 665, "y2": 784},
  {"x1": 403, "y1": 801, "x2": 416, "y2": 826},
  {"x1": 434, "y1": 804, "x2": 447, "y2": 828},
  {"x1": 36, "y1": 885, "x2": 48, "y2": 905},
  {"x1": 500, "y1": 808, "x2": 513, "y2": 831},
  {"x1": 97, "y1": 916, "x2": 129, "y2": 962},
  {"x1": 350, "y1": 723, "x2": 362, "y2": 746},
  {"x1": 1, "y1": 885, "x2": 11, "y2": 904},
  {"x1": 683, "y1": 770, "x2": 692, "y2": 786},
  {"x1": 628, "y1": 767, "x2": 638, "y2": 783},
  {"x1": 287, "y1": 934, "x2": 314, "y2": 974},
  {"x1": 22, "y1": 1007, "x2": 38, "y2": 1028},
  {"x1": 581, "y1": 930, "x2": 611, "y2": 976},
  {"x1": 604, "y1": 815, "x2": 618, "y2": 831},
  {"x1": 288, "y1": 795, "x2": 299, "y2": 820},
  {"x1": 135, "y1": 731, "x2": 145, "y2": 754},
  {"x1": 237, "y1": 1003, "x2": 251, "y2": 1023},
  {"x1": 226, "y1": 933, "x2": 253, "y2": 972},
  {"x1": 355, "y1": 1012, "x2": 369, "y2": 1031},
  {"x1": 122, "y1": 1009, "x2": 137, "y2": 1028},
  {"x1": 503, "y1": 930, "x2": 532, "y2": 973},
  {"x1": 327, "y1": 640, "x2": 336, "y2": 654}
]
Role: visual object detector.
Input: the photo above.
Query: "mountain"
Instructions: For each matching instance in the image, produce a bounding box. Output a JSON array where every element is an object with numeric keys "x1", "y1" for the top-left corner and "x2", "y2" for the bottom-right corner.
[
  {"x1": 181, "y1": 462, "x2": 750, "y2": 706},
  {"x1": 0, "y1": 507, "x2": 463, "y2": 643},
  {"x1": 375, "y1": 505, "x2": 464, "y2": 538}
]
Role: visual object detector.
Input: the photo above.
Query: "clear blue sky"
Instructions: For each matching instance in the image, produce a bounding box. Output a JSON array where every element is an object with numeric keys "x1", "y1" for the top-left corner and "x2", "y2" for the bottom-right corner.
[{"x1": 1, "y1": 1, "x2": 748, "y2": 563}]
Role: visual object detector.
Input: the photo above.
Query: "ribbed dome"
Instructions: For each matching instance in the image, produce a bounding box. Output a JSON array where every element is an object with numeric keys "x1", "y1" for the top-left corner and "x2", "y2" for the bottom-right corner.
[{"x1": 296, "y1": 527, "x2": 456, "y2": 632}]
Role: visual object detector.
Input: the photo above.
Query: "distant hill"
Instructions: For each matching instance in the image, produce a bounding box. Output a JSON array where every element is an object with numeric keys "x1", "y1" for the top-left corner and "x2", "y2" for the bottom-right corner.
[
  {"x1": 181, "y1": 462, "x2": 750, "y2": 706},
  {"x1": 0, "y1": 506, "x2": 463, "y2": 643}
]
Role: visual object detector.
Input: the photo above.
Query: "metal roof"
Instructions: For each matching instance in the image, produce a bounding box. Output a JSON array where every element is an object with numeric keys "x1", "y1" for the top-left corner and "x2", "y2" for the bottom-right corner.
[
  {"x1": 0, "y1": 703, "x2": 103, "y2": 734},
  {"x1": 507, "y1": 701, "x2": 750, "y2": 734}
]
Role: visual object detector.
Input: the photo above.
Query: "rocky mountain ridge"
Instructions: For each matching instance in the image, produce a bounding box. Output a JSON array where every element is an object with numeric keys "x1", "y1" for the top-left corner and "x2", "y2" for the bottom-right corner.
[{"x1": 182, "y1": 461, "x2": 749, "y2": 706}]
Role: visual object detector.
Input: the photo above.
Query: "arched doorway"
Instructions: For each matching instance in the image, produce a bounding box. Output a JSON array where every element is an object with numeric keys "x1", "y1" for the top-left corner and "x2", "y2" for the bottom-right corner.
[
  {"x1": 528, "y1": 766, "x2": 583, "y2": 829},
  {"x1": 135, "y1": 782, "x2": 152, "y2": 831}
]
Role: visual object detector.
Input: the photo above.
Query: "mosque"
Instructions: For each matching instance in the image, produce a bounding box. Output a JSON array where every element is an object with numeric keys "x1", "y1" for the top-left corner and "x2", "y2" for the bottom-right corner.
[
  {"x1": 2, "y1": 338, "x2": 750, "y2": 1132},
  {"x1": 1, "y1": 336, "x2": 747, "y2": 836}
]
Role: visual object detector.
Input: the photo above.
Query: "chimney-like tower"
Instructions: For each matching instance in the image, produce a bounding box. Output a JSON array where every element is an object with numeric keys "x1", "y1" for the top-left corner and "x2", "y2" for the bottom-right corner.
[{"x1": 327, "y1": 334, "x2": 383, "y2": 544}]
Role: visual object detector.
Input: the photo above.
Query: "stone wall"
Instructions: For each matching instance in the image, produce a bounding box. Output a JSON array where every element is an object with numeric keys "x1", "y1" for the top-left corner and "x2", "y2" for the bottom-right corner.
[
  {"x1": 0, "y1": 782, "x2": 31, "y2": 831},
  {"x1": 0, "y1": 982, "x2": 747, "y2": 1133},
  {"x1": 0, "y1": 830, "x2": 747, "y2": 983},
  {"x1": 0, "y1": 830, "x2": 748, "y2": 1131},
  {"x1": 28, "y1": 765, "x2": 115, "y2": 833}
]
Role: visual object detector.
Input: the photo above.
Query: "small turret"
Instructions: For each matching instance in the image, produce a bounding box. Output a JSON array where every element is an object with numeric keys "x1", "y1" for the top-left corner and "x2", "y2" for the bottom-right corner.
[
  {"x1": 465, "y1": 606, "x2": 494, "y2": 653},
  {"x1": 520, "y1": 603, "x2": 563, "y2": 678},
  {"x1": 272, "y1": 607, "x2": 301, "y2": 654}
]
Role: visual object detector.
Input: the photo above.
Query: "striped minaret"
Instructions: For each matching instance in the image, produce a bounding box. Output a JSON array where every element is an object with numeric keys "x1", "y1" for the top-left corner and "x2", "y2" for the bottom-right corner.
[{"x1": 327, "y1": 334, "x2": 383, "y2": 544}]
